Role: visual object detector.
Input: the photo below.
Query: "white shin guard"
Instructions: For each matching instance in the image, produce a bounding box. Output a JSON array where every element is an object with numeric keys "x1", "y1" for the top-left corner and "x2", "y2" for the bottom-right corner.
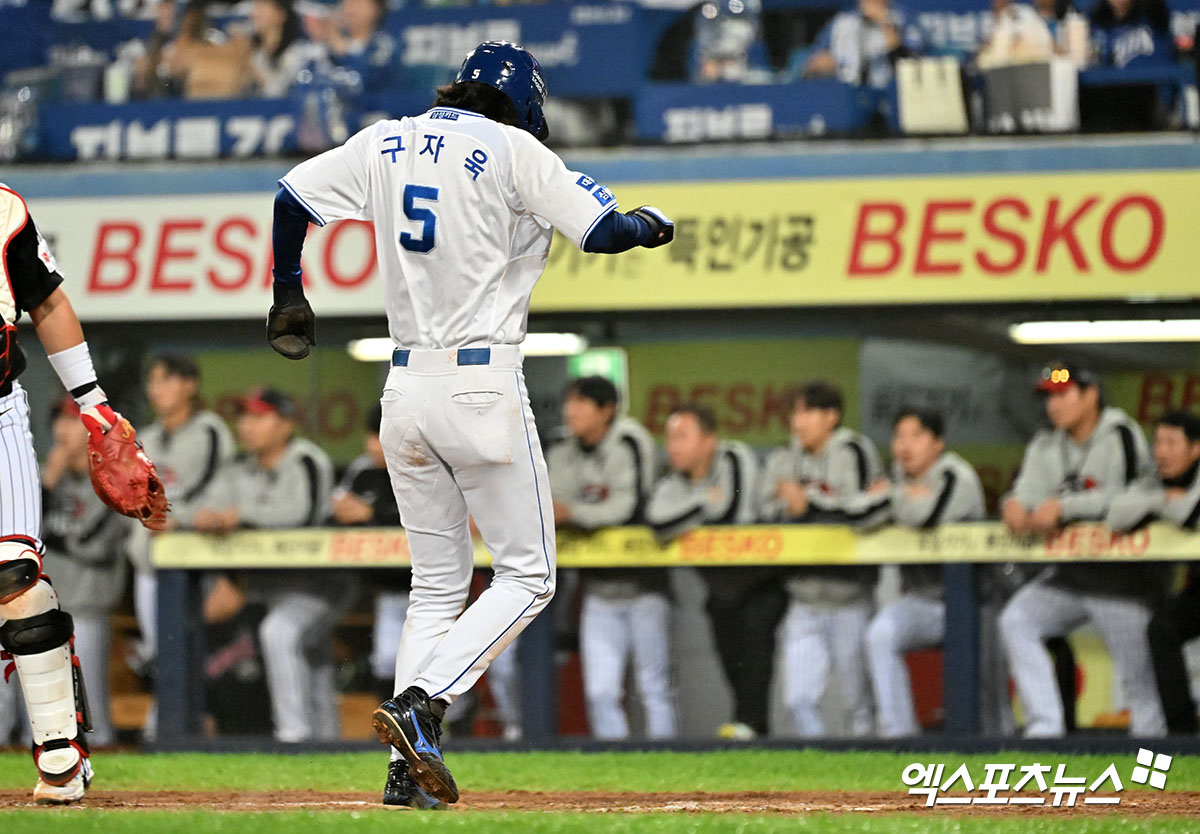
[{"x1": 0, "y1": 578, "x2": 88, "y2": 784}]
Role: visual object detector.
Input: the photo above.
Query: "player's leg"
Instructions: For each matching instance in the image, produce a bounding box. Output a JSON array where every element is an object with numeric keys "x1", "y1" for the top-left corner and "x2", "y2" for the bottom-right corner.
[
  {"x1": 1147, "y1": 576, "x2": 1200, "y2": 734},
  {"x1": 258, "y1": 589, "x2": 338, "y2": 742},
  {"x1": 724, "y1": 574, "x2": 787, "y2": 736},
  {"x1": 0, "y1": 386, "x2": 91, "y2": 803},
  {"x1": 866, "y1": 594, "x2": 945, "y2": 737},
  {"x1": 978, "y1": 600, "x2": 1016, "y2": 736},
  {"x1": 998, "y1": 581, "x2": 1087, "y2": 737},
  {"x1": 780, "y1": 600, "x2": 831, "y2": 736},
  {"x1": 373, "y1": 369, "x2": 481, "y2": 806},
  {"x1": 408, "y1": 365, "x2": 555, "y2": 704},
  {"x1": 827, "y1": 602, "x2": 874, "y2": 737},
  {"x1": 580, "y1": 593, "x2": 632, "y2": 739},
  {"x1": 1084, "y1": 594, "x2": 1167, "y2": 737},
  {"x1": 628, "y1": 591, "x2": 678, "y2": 739}
]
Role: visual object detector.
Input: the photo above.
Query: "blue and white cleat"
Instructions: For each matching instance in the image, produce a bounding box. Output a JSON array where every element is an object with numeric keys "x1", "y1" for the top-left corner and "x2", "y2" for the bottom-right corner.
[{"x1": 372, "y1": 686, "x2": 459, "y2": 804}]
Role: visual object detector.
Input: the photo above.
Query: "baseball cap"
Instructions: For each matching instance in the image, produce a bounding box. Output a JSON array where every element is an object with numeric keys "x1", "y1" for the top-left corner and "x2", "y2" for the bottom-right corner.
[
  {"x1": 237, "y1": 386, "x2": 295, "y2": 418},
  {"x1": 1035, "y1": 362, "x2": 1100, "y2": 394}
]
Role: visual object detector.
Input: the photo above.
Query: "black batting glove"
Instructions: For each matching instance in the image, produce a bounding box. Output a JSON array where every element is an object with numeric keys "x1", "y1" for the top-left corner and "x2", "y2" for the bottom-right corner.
[
  {"x1": 627, "y1": 206, "x2": 674, "y2": 248},
  {"x1": 267, "y1": 283, "x2": 315, "y2": 360}
]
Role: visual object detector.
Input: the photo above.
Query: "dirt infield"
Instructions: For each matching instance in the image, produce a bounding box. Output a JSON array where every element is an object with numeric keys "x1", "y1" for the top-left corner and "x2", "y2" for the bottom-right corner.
[{"x1": 2, "y1": 789, "x2": 1200, "y2": 815}]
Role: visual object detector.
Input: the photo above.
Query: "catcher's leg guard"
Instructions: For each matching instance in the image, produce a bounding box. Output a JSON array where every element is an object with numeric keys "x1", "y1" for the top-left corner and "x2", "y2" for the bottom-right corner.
[{"x1": 0, "y1": 551, "x2": 92, "y2": 789}]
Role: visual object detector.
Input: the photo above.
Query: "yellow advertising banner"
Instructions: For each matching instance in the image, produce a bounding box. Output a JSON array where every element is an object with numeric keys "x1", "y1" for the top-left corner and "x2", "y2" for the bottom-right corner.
[
  {"x1": 534, "y1": 171, "x2": 1191, "y2": 309},
  {"x1": 152, "y1": 522, "x2": 1200, "y2": 569}
]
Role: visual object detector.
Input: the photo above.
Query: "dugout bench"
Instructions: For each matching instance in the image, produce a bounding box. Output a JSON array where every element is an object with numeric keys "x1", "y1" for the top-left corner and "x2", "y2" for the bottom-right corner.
[{"x1": 150, "y1": 522, "x2": 1200, "y2": 747}]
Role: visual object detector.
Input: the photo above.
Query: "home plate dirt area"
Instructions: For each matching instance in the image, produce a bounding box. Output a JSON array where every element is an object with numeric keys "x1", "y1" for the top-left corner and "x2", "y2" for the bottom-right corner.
[{"x1": 2, "y1": 789, "x2": 1198, "y2": 815}]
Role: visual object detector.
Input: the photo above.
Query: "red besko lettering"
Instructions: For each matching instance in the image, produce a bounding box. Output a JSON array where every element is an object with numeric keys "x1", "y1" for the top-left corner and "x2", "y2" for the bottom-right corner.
[
  {"x1": 1035, "y1": 197, "x2": 1099, "y2": 272},
  {"x1": 914, "y1": 200, "x2": 972, "y2": 276},
  {"x1": 847, "y1": 202, "x2": 905, "y2": 276},
  {"x1": 88, "y1": 222, "x2": 141, "y2": 292}
]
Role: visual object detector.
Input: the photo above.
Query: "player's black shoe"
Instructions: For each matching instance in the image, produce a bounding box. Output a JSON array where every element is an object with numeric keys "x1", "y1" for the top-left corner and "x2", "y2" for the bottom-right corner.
[
  {"x1": 372, "y1": 686, "x2": 459, "y2": 804},
  {"x1": 382, "y1": 759, "x2": 447, "y2": 810}
]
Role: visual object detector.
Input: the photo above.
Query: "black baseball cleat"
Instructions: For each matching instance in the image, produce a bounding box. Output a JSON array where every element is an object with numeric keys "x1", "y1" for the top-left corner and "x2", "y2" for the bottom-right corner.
[
  {"x1": 382, "y1": 759, "x2": 447, "y2": 810},
  {"x1": 372, "y1": 686, "x2": 459, "y2": 804}
]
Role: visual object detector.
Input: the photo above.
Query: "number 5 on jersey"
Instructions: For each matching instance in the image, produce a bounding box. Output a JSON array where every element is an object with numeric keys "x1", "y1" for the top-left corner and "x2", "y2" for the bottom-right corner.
[{"x1": 401, "y1": 184, "x2": 439, "y2": 253}]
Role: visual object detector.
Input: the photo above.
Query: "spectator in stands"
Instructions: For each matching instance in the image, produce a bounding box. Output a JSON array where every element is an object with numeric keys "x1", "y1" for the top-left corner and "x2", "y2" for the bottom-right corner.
[
  {"x1": 647, "y1": 403, "x2": 773, "y2": 739},
  {"x1": 1081, "y1": 0, "x2": 1173, "y2": 128},
  {"x1": 330, "y1": 403, "x2": 406, "y2": 702},
  {"x1": 1109, "y1": 410, "x2": 1200, "y2": 734},
  {"x1": 130, "y1": 354, "x2": 235, "y2": 688},
  {"x1": 999, "y1": 363, "x2": 1166, "y2": 737},
  {"x1": 759, "y1": 381, "x2": 881, "y2": 737},
  {"x1": 858, "y1": 407, "x2": 993, "y2": 737},
  {"x1": 1090, "y1": 0, "x2": 1172, "y2": 68},
  {"x1": 241, "y1": 0, "x2": 325, "y2": 98},
  {"x1": 976, "y1": 0, "x2": 1055, "y2": 68},
  {"x1": 192, "y1": 386, "x2": 350, "y2": 742},
  {"x1": 691, "y1": 0, "x2": 774, "y2": 83},
  {"x1": 133, "y1": 1, "x2": 250, "y2": 100},
  {"x1": 305, "y1": 0, "x2": 397, "y2": 93},
  {"x1": 802, "y1": 0, "x2": 925, "y2": 88},
  {"x1": 40, "y1": 396, "x2": 130, "y2": 747},
  {"x1": 547, "y1": 377, "x2": 675, "y2": 740}
]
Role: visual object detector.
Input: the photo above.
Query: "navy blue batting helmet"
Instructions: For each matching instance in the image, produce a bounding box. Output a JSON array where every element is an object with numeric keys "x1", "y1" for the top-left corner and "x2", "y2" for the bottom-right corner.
[{"x1": 456, "y1": 41, "x2": 548, "y2": 141}]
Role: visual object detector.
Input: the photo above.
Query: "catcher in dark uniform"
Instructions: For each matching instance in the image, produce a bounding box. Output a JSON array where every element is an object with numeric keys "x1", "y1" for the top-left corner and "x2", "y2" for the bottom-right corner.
[{"x1": 0, "y1": 184, "x2": 167, "y2": 804}]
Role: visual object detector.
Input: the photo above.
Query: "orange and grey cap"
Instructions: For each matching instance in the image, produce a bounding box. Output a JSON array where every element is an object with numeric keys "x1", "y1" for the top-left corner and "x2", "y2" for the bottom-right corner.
[
  {"x1": 237, "y1": 386, "x2": 295, "y2": 418},
  {"x1": 1035, "y1": 363, "x2": 1099, "y2": 394}
]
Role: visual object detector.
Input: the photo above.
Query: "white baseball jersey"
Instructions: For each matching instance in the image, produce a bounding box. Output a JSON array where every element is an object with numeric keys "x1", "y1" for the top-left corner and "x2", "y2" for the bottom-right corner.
[{"x1": 280, "y1": 107, "x2": 618, "y2": 348}]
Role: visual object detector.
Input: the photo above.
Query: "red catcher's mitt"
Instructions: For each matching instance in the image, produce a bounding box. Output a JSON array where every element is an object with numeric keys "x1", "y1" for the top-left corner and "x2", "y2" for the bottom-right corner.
[{"x1": 83, "y1": 406, "x2": 170, "y2": 531}]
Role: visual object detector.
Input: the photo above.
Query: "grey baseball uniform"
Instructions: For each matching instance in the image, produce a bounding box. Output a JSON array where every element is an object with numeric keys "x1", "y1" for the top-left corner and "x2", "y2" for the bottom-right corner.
[
  {"x1": 202, "y1": 437, "x2": 349, "y2": 742},
  {"x1": 647, "y1": 440, "x2": 783, "y2": 735},
  {"x1": 1000, "y1": 406, "x2": 1167, "y2": 737},
  {"x1": 860, "y1": 452, "x2": 990, "y2": 737},
  {"x1": 547, "y1": 416, "x2": 675, "y2": 739},
  {"x1": 128, "y1": 410, "x2": 235, "y2": 664},
  {"x1": 40, "y1": 471, "x2": 131, "y2": 746},
  {"x1": 761, "y1": 428, "x2": 882, "y2": 737},
  {"x1": 1108, "y1": 464, "x2": 1200, "y2": 533}
]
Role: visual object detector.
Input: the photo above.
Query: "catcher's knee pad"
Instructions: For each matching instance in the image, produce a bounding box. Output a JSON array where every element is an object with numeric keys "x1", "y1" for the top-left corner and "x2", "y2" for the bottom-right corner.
[
  {"x1": 0, "y1": 539, "x2": 42, "y2": 605},
  {"x1": 0, "y1": 608, "x2": 74, "y2": 657},
  {"x1": 0, "y1": 573, "x2": 57, "y2": 622}
]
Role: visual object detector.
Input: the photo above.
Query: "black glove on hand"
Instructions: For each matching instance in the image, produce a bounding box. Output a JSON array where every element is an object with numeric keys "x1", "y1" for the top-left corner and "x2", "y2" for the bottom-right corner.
[
  {"x1": 267, "y1": 283, "x2": 315, "y2": 360},
  {"x1": 627, "y1": 206, "x2": 675, "y2": 248}
]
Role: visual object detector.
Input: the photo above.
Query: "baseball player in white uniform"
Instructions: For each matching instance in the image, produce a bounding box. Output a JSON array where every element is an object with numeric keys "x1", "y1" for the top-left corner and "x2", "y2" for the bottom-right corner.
[
  {"x1": 1, "y1": 184, "x2": 164, "y2": 803},
  {"x1": 266, "y1": 41, "x2": 673, "y2": 806}
]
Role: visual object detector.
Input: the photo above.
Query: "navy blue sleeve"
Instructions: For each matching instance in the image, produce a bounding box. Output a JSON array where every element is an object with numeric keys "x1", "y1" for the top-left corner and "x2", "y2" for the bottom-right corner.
[
  {"x1": 582, "y1": 210, "x2": 651, "y2": 254},
  {"x1": 272, "y1": 187, "x2": 314, "y2": 286}
]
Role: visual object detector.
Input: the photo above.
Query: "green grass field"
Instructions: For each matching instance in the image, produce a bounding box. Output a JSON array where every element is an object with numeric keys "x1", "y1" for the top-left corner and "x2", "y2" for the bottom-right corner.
[{"x1": 1, "y1": 749, "x2": 1197, "y2": 832}]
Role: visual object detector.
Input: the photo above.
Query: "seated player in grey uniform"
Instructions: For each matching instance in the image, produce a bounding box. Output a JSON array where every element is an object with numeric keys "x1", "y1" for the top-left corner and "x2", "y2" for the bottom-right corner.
[
  {"x1": 855, "y1": 407, "x2": 992, "y2": 737},
  {"x1": 999, "y1": 363, "x2": 1166, "y2": 737},
  {"x1": 759, "y1": 381, "x2": 881, "y2": 738},
  {"x1": 192, "y1": 386, "x2": 349, "y2": 743},
  {"x1": 39, "y1": 397, "x2": 131, "y2": 748},
  {"x1": 129, "y1": 354, "x2": 234, "y2": 685},
  {"x1": 1109, "y1": 410, "x2": 1200, "y2": 735},
  {"x1": 547, "y1": 376, "x2": 675, "y2": 740},
  {"x1": 645, "y1": 403, "x2": 769, "y2": 739}
]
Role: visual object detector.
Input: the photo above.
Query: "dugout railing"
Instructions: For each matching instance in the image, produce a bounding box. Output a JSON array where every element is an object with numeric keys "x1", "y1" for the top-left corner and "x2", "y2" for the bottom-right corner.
[{"x1": 150, "y1": 522, "x2": 1198, "y2": 748}]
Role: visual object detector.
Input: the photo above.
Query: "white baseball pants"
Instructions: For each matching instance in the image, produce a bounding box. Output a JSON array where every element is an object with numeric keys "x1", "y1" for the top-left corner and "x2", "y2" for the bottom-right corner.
[
  {"x1": 1000, "y1": 579, "x2": 1166, "y2": 737},
  {"x1": 381, "y1": 346, "x2": 556, "y2": 706},
  {"x1": 781, "y1": 600, "x2": 874, "y2": 737},
  {"x1": 580, "y1": 591, "x2": 677, "y2": 739}
]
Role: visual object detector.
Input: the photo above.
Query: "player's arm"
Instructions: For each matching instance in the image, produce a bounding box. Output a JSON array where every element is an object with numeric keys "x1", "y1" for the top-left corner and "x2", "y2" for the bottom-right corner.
[
  {"x1": 1107, "y1": 477, "x2": 1165, "y2": 532},
  {"x1": 1060, "y1": 424, "x2": 1145, "y2": 522},
  {"x1": 581, "y1": 207, "x2": 674, "y2": 254},
  {"x1": 31, "y1": 288, "x2": 121, "y2": 431},
  {"x1": 266, "y1": 187, "x2": 319, "y2": 360}
]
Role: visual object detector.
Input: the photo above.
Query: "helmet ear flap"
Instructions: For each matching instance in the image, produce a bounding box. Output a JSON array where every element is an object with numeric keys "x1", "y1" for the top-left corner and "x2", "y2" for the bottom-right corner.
[{"x1": 530, "y1": 103, "x2": 549, "y2": 141}]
